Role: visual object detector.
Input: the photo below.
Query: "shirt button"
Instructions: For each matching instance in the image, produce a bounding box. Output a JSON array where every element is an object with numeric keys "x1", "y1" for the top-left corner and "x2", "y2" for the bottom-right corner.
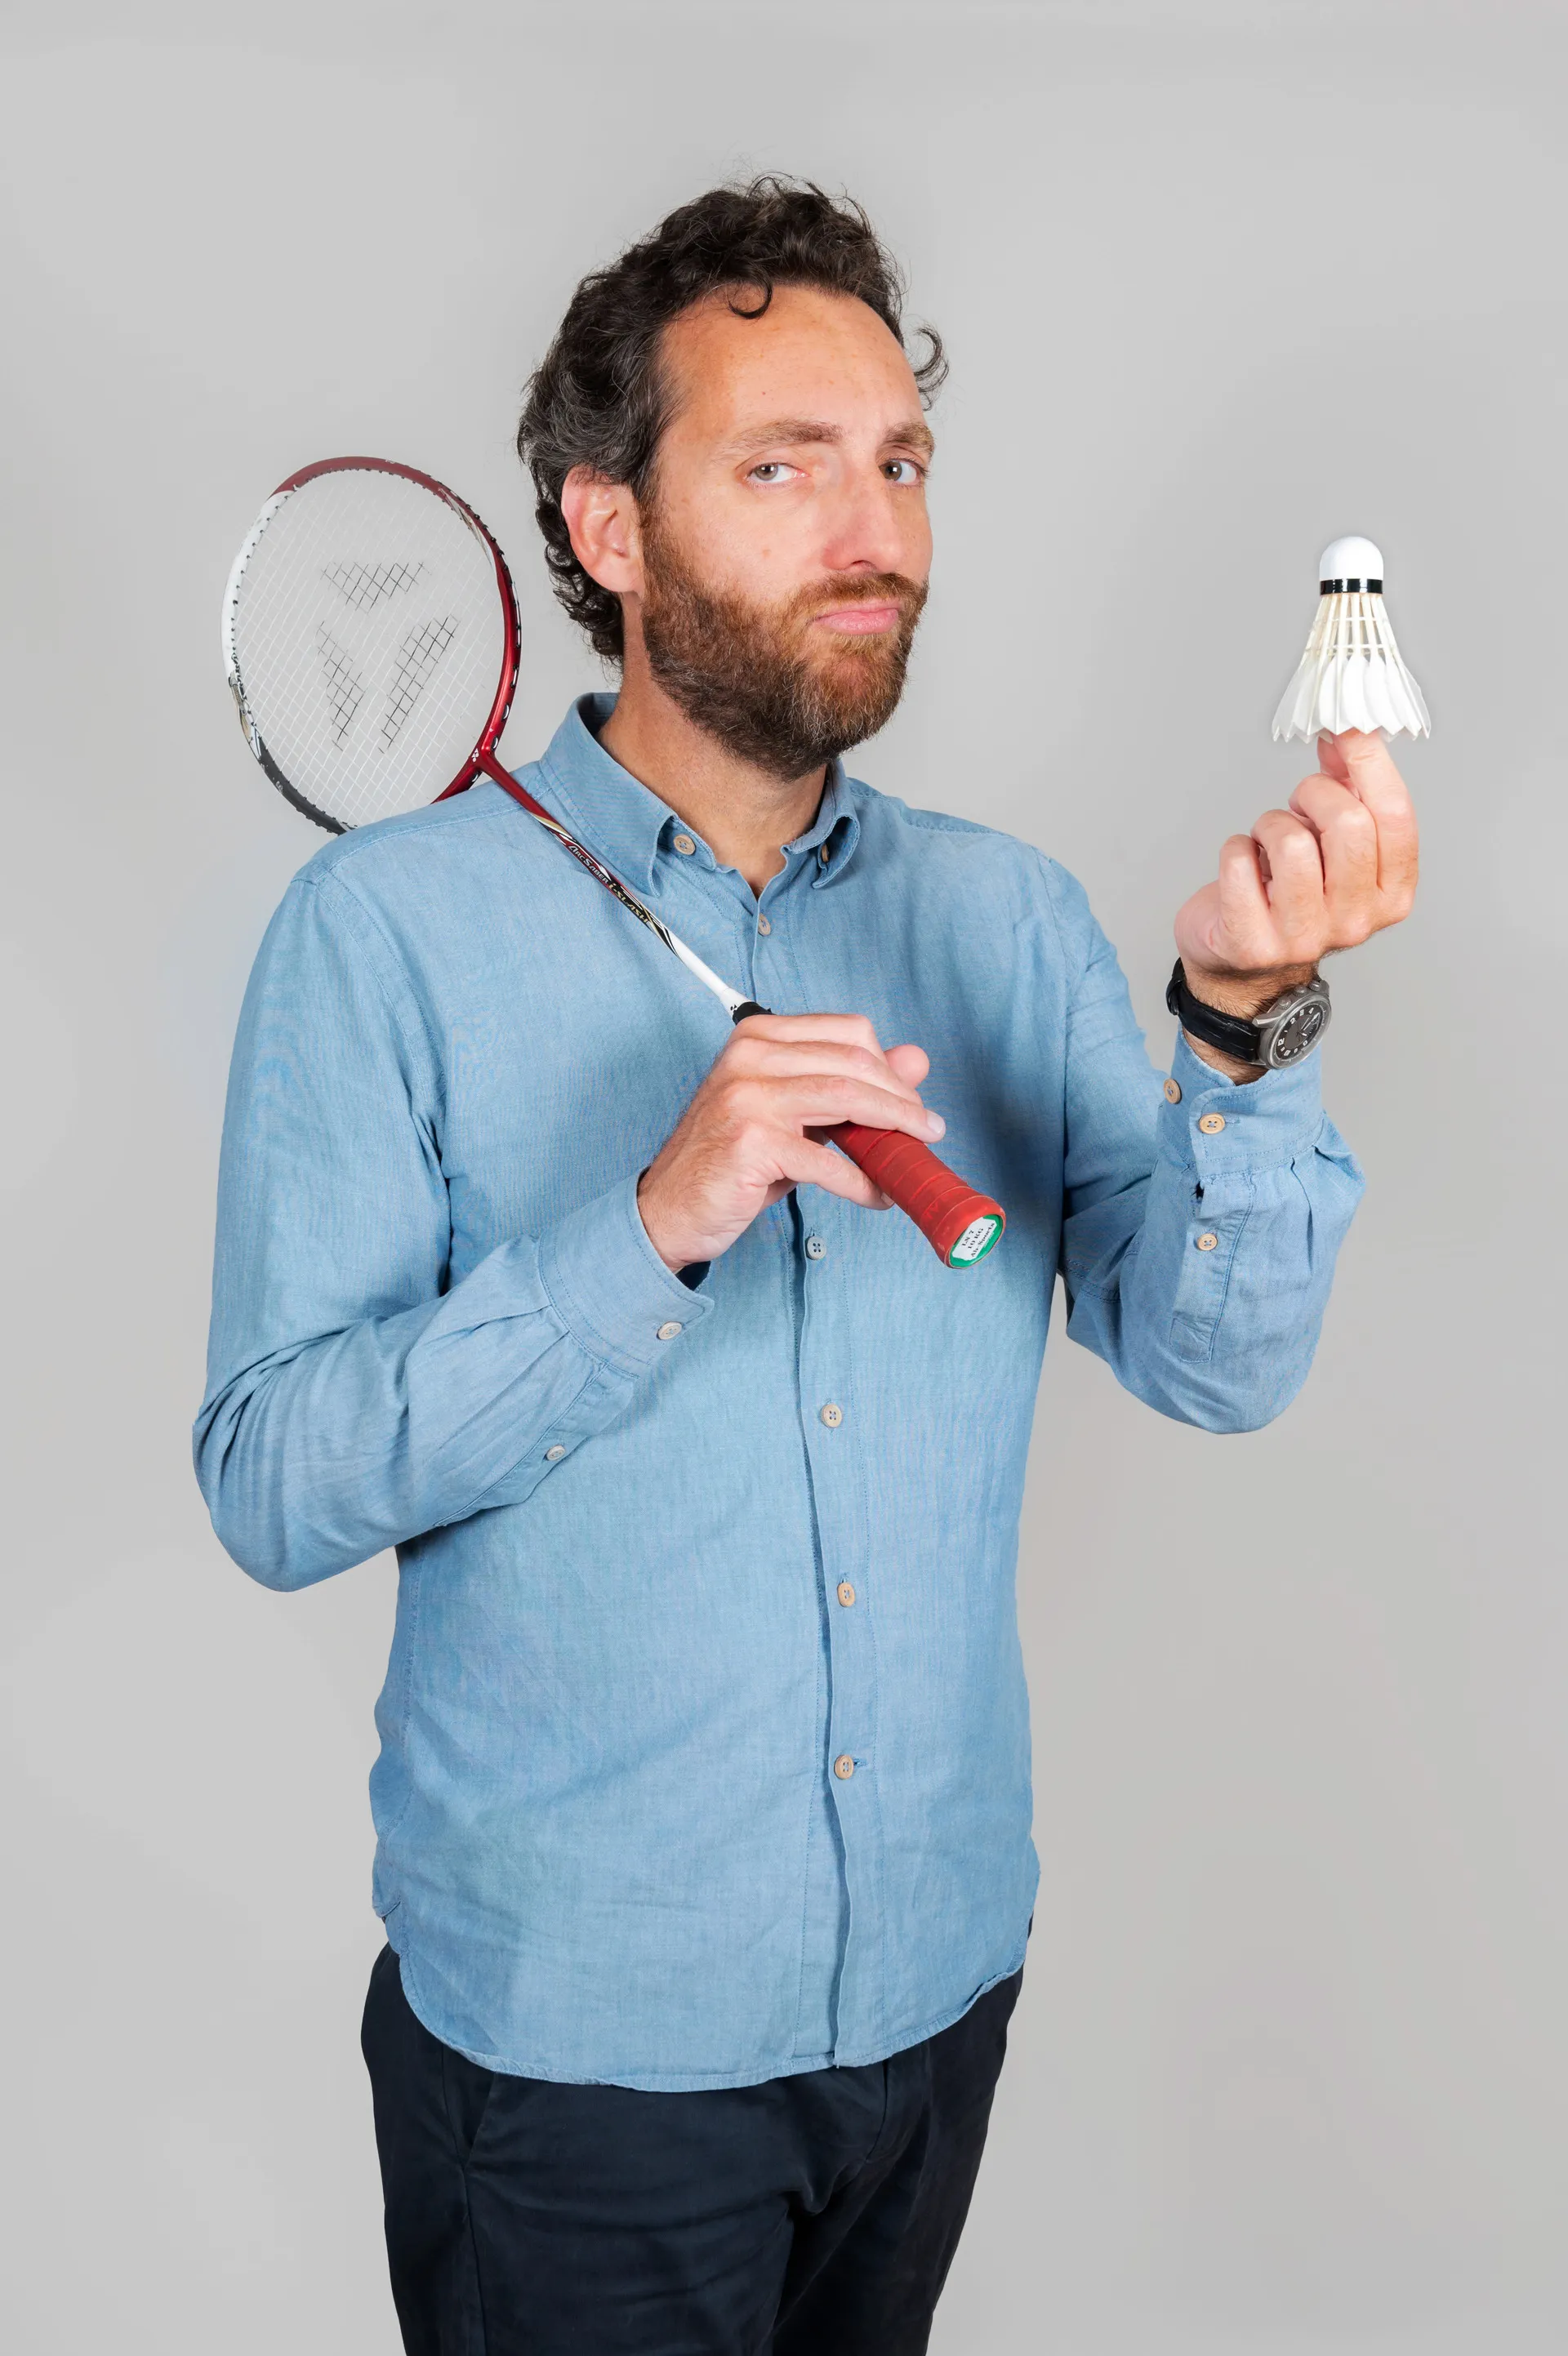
[
  {"x1": 673, "y1": 833, "x2": 696, "y2": 856},
  {"x1": 1196, "y1": 1231, "x2": 1219, "y2": 1251},
  {"x1": 756, "y1": 913, "x2": 772, "y2": 935},
  {"x1": 804, "y1": 1235, "x2": 827, "y2": 1261},
  {"x1": 818, "y1": 844, "x2": 831, "y2": 866},
  {"x1": 837, "y1": 1581, "x2": 856, "y2": 1607},
  {"x1": 819, "y1": 1402, "x2": 844, "y2": 1427},
  {"x1": 1164, "y1": 1078, "x2": 1182, "y2": 1104},
  {"x1": 1198, "y1": 1111, "x2": 1227, "y2": 1133},
  {"x1": 545, "y1": 1444, "x2": 567, "y2": 1461},
  {"x1": 656, "y1": 1321, "x2": 683, "y2": 1341},
  {"x1": 833, "y1": 1754, "x2": 856, "y2": 1779}
]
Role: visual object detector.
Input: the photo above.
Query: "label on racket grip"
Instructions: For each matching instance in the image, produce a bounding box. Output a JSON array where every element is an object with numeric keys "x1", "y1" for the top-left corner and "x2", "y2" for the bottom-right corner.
[{"x1": 947, "y1": 1214, "x2": 1003, "y2": 1267}]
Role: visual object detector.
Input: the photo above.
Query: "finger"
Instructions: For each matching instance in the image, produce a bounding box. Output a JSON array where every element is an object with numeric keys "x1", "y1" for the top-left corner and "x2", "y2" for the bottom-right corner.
[
  {"x1": 1251, "y1": 808, "x2": 1327, "y2": 944},
  {"x1": 731, "y1": 1011, "x2": 885, "y2": 1056},
  {"x1": 764, "y1": 1072, "x2": 947, "y2": 1141},
  {"x1": 1212, "y1": 833, "x2": 1275, "y2": 956},
  {"x1": 883, "y1": 1042, "x2": 930, "y2": 1089},
  {"x1": 782, "y1": 1135, "x2": 894, "y2": 1210},
  {"x1": 1288, "y1": 774, "x2": 1378, "y2": 914},
  {"x1": 1317, "y1": 729, "x2": 1419, "y2": 902},
  {"x1": 726, "y1": 1038, "x2": 929, "y2": 1108}
]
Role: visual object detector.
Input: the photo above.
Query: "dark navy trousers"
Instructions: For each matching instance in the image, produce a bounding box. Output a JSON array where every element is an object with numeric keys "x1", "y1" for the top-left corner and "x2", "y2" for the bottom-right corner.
[{"x1": 362, "y1": 1945, "x2": 1020, "y2": 2354}]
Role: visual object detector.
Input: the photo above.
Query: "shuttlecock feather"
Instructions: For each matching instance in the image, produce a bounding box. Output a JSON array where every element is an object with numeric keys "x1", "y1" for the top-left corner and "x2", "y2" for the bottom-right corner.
[{"x1": 1272, "y1": 536, "x2": 1430, "y2": 745}]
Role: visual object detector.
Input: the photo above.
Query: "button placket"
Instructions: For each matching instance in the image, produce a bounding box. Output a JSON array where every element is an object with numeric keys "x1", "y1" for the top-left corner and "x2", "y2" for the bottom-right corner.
[{"x1": 788, "y1": 1102, "x2": 875, "y2": 2023}]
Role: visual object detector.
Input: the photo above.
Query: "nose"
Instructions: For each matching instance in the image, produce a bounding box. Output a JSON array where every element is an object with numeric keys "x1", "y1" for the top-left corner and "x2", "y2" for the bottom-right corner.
[{"x1": 817, "y1": 458, "x2": 928, "y2": 581}]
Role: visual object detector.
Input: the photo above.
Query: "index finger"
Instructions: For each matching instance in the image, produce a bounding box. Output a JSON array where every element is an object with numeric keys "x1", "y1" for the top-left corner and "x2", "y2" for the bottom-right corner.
[
  {"x1": 731, "y1": 1010, "x2": 887, "y2": 1058},
  {"x1": 1316, "y1": 729, "x2": 1419, "y2": 897}
]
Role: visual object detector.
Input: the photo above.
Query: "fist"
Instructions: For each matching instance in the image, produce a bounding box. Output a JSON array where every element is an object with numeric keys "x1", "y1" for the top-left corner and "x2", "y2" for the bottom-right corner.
[
  {"x1": 635, "y1": 1013, "x2": 942, "y2": 1272},
  {"x1": 1175, "y1": 728, "x2": 1419, "y2": 988}
]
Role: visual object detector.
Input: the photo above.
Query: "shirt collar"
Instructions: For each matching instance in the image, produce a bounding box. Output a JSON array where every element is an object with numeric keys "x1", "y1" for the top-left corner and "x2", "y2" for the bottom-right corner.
[{"x1": 534, "y1": 694, "x2": 862, "y2": 893}]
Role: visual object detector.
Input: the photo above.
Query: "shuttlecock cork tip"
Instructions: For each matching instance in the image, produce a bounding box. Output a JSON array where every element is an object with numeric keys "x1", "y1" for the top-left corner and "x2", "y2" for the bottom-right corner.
[{"x1": 1318, "y1": 534, "x2": 1383, "y2": 588}]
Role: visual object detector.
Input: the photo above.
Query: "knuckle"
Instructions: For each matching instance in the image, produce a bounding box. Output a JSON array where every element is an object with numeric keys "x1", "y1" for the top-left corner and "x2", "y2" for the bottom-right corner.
[{"x1": 718, "y1": 1079, "x2": 762, "y2": 1128}]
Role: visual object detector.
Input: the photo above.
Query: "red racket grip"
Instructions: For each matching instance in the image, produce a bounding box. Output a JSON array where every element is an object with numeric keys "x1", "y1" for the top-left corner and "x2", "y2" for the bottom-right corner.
[{"x1": 826, "y1": 1122, "x2": 1004, "y2": 1268}]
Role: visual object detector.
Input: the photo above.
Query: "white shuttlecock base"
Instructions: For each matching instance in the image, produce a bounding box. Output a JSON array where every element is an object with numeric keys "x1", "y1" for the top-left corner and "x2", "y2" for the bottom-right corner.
[{"x1": 1272, "y1": 589, "x2": 1430, "y2": 746}]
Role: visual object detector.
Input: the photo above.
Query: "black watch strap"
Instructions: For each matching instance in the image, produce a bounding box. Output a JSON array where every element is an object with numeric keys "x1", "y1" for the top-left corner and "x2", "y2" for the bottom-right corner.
[{"x1": 1165, "y1": 960, "x2": 1268, "y2": 1062}]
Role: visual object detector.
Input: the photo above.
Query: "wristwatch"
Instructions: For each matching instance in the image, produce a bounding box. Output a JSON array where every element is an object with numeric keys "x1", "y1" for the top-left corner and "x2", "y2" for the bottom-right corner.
[{"x1": 1165, "y1": 959, "x2": 1331, "y2": 1070}]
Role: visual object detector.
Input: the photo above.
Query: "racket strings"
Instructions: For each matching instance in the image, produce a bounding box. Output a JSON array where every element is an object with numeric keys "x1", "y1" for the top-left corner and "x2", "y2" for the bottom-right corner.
[
  {"x1": 227, "y1": 469, "x2": 505, "y2": 829},
  {"x1": 385, "y1": 614, "x2": 461, "y2": 750}
]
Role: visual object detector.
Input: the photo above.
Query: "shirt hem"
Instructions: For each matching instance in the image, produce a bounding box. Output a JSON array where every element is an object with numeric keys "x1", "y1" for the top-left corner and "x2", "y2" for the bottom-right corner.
[{"x1": 386, "y1": 1926, "x2": 1031, "y2": 2093}]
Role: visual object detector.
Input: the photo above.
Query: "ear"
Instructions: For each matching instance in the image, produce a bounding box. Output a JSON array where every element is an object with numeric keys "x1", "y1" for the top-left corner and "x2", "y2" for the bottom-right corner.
[{"x1": 560, "y1": 467, "x2": 644, "y2": 598}]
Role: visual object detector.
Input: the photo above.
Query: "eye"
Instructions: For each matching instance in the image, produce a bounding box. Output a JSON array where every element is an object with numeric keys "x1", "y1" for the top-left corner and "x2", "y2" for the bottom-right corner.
[
  {"x1": 883, "y1": 457, "x2": 927, "y2": 486},
  {"x1": 746, "y1": 461, "x2": 801, "y2": 486}
]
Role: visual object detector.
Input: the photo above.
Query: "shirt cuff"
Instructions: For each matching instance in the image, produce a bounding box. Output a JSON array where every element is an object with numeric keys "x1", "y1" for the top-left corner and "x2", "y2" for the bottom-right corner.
[
  {"x1": 537, "y1": 1173, "x2": 717, "y2": 1378},
  {"x1": 1159, "y1": 1029, "x2": 1325, "y2": 1176}
]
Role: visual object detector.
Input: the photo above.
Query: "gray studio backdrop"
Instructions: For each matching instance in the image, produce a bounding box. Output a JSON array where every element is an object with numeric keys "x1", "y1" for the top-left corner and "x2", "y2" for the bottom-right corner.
[{"x1": 2, "y1": 3, "x2": 1563, "y2": 2350}]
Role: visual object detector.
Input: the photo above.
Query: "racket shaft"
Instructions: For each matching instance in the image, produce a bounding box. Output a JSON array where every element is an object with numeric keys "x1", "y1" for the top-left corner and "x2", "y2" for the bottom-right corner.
[{"x1": 826, "y1": 1123, "x2": 1004, "y2": 1267}]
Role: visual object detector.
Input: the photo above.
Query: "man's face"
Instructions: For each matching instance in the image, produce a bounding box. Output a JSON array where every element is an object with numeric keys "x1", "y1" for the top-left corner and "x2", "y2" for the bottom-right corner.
[{"x1": 630, "y1": 283, "x2": 933, "y2": 779}]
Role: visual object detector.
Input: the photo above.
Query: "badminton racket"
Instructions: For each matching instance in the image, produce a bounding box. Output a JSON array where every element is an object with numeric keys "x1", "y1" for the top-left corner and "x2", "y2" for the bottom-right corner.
[{"x1": 222, "y1": 455, "x2": 1004, "y2": 1268}]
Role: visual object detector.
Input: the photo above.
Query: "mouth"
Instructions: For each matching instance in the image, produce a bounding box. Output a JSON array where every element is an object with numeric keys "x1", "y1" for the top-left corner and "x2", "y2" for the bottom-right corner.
[{"x1": 809, "y1": 601, "x2": 905, "y2": 637}]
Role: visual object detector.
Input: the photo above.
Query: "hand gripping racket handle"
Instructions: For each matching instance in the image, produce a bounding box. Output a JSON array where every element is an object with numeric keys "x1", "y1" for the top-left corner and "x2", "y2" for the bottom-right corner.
[{"x1": 730, "y1": 1001, "x2": 1004, "y2": 1269}]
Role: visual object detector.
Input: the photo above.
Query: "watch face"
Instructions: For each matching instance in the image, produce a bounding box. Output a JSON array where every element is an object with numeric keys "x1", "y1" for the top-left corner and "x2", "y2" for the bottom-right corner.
[{"x1": 1268, "y1": 995, "x2": 1329, "y2": 1063}]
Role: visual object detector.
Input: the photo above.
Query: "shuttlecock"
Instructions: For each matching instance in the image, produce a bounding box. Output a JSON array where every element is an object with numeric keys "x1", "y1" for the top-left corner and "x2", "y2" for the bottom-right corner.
[{"x1": 1271, "y1": 536, "x2": 1430, "y2": 744}]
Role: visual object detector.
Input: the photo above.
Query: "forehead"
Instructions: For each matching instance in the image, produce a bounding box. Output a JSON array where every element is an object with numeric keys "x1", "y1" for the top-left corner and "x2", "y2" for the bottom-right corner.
[{"x1": 657, "y1": 283, "x2": 922, "y2": 441}]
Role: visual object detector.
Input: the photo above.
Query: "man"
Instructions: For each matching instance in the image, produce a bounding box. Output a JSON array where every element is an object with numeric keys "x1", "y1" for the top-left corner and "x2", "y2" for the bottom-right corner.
[{"x1": 196, "y1": 179, "x2": 1415, "y2": 2353}]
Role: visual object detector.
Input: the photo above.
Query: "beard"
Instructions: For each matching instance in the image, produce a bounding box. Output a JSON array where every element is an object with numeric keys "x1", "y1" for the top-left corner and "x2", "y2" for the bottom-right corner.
[{"x1": 637, "y1": 506, "x2": 928, "y2": 781}]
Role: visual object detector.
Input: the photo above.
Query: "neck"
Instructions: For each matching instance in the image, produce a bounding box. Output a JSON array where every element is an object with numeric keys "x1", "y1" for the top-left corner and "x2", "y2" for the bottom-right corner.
[{"x1": 598, "y1": 634, "x2": 826, "y2": 898}]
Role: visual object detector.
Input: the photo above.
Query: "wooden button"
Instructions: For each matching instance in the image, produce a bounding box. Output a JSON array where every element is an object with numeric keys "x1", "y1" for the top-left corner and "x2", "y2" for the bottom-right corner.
[
  {"x1": 833, "y1": 1754, "x2": 856, "y2": 1779},
  {"x1": 837, "y1": 1581, "x2": 856, "y2": 1607},
  {"x1": 1164, "y1": 1079, "x2": 1182, "y2": 1104},
  {"x1": 1198, "y1": 1112, "x2": 1227, "y2": 1134},
  {"x1": 819, "y1": 1402, "x2": 844, "y2": 1427},
  {"x1": 656, "y1": 1321, "x2": 683, "y2": 1341},
  {"x1": 673, "y1": 833, "x2": 696, "y2": 856},
  {"x1": 1196, "y1": 1231, "x2": 1219, "y2": 1252},
  {"x1": 545, "y1": 1445, "x2": 566, "y2": 1461}
]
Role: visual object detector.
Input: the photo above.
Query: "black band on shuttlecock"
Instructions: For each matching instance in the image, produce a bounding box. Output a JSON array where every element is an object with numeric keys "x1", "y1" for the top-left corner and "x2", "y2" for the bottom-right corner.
[{"x1": 1320, "y1": 577, "x2": 1382, "y2": 594}]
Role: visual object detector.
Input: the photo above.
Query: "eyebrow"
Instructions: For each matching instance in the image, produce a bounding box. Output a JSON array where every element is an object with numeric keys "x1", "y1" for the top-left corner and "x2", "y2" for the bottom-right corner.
[{"x1": 718, "y1": 416, "x2": 936, "y2": 461}]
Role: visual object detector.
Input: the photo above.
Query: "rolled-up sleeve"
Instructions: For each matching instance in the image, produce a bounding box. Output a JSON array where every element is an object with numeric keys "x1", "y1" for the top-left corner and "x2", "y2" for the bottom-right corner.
[
  {"x1": 194, "y1": 868, "x2": 713, "y2": 1592},
  {"x1": 1041, "y1": 857, "x2": 1364, "y2": 1432}
]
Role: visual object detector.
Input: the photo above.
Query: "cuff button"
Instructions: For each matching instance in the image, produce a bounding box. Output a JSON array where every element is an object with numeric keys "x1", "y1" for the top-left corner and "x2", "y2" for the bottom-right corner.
[{"x1": 656, "y1": 1321, "x2": 684, "y2": 1341}]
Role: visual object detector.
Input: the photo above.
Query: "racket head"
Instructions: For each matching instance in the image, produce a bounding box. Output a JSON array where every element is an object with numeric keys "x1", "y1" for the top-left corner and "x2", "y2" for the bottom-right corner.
[{"x1": 222, "y1": 456, "x2": 519, "y2": 833}]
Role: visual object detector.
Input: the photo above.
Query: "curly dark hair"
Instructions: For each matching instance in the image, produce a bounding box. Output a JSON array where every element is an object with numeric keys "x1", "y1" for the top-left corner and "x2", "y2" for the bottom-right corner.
[{"x1": 516, "y1": 176, "x2": 946, "y2": 663}]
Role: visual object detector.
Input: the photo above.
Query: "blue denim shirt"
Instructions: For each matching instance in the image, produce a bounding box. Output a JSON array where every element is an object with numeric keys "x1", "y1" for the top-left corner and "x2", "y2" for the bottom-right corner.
[{"x1": 196, "y1": 695, "x2": 1363, "y2": 2090}]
